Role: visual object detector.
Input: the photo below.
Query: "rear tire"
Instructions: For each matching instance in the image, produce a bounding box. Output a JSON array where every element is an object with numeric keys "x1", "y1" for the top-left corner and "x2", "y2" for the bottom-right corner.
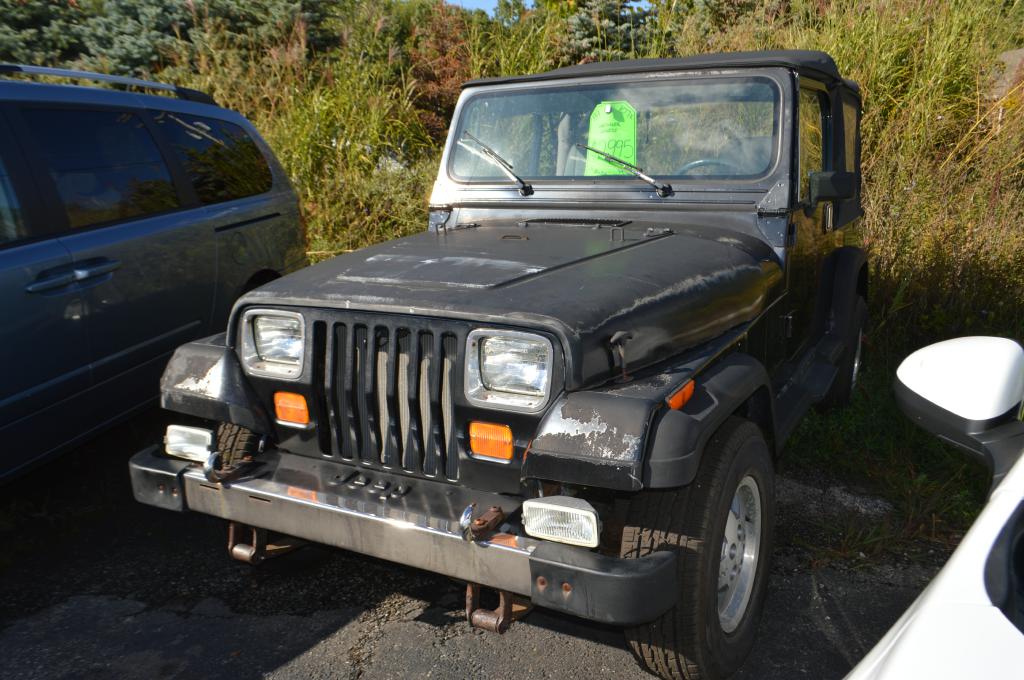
[
  {"x1": 621, "y1": 417, "x2": 775, "y2": 680},
  {"x1": 215, "y1": 423, "x2": 260, "y2": 469}
]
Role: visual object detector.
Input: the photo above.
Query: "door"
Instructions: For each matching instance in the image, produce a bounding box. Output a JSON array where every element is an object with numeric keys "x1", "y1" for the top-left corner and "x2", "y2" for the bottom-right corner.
[
  {"x1": 0, "y1": 112, "x2": 94, "y2": 478},
  {"x1": 149, "y1": 110, "x2": 282, "y2": 328},
  {"x1": 14, "y1": 105, "x2": 215, "y2": 417},
  {"x1": 785, "y1": 84, "x2": 832, "y2": 360}
]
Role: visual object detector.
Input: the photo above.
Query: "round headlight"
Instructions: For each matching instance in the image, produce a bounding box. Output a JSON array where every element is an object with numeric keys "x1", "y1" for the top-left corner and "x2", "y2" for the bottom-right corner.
[
  {"x1": 465, "y1": 329, "x2": 553, "y2": 411},
  {"x1": 240, "y1": 309, "x2": 305, "y2": 379}
]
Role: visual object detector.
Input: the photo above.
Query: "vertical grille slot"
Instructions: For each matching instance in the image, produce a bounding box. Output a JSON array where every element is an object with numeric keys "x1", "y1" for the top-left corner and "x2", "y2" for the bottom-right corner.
[
  {"x1": 353, "y1": 325, "x2": 376, "y2": 463},
  {"x1": 331, "y1": 324, "x2": 358, "y2": 459},
  {"x1": 396, "y1": 330, "x2": 419, "y2": 472},
  {"x1": 441, "y1": 335, "x2": 458, "y2": 480},
  {"x1": 419, "y1": 334, "x2": 439, "y2": 477},
  {"x1": 375, "y1": 330, "x2": 391, "y2": 466},
  {"x1": 312, "y1": 321, "x2": 331, "y2": 455}
]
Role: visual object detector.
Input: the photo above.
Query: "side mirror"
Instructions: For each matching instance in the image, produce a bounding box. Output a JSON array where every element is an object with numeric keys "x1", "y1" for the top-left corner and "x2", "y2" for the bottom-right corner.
[
  {"x1": 895, "y1": 337, "x2": 1024, "y2": 486},
  {"x1": 809, "y1": 170, "x2": 855, "y2": 205}
]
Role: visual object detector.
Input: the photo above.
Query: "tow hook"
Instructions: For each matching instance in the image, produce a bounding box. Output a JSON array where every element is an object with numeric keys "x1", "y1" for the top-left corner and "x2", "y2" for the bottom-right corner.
[
  {"x1": 459, "y1": 504, "x2": 506, "y2": 542},
  {"x1": 466, "y1": 584, "x2": 513, "y2": 633},
  {"x1": 465, "y1": 584, "x2": 533, "y2": 634},
  {"x1": 227, "y1": 522, "x2": 305, "y2": 564}
]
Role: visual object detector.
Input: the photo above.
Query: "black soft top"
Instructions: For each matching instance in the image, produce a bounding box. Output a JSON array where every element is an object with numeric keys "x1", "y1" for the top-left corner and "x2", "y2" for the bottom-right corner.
[{"x1": 463, "y1": 49, "x2": 858, "y2": 92}]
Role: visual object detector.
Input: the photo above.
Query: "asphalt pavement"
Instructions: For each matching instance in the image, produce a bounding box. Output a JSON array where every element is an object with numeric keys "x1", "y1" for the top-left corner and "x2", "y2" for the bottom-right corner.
[{"x1": 0, "y1": 409, "x2": 943, "y2": 680}]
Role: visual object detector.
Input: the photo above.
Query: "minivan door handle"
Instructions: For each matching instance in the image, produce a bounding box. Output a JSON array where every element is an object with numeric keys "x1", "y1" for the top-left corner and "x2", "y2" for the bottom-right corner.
[
  {"x1": 72, "y1": 258, "x2": 121, "y2": 282},
  {"x1": 24, "y1": 271, "x2": 75, "y2": 293}
]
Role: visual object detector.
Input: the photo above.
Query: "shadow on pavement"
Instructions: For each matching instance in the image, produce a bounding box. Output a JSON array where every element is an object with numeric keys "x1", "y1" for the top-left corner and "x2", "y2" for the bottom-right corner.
[{"x1": 0, "y1": 409, "x2": 928, "y2": 679}]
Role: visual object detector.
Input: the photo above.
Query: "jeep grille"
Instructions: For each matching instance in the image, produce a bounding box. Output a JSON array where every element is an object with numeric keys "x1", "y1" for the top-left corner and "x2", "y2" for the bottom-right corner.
[{"x1": 319, "y1": 316, "x2": 465, "y2": 481}]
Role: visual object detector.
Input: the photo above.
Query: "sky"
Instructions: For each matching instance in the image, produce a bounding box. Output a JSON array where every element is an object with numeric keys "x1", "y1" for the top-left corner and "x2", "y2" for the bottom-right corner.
[{"x1": 450, "y1": 0, "x2": 499, "y2": 11}]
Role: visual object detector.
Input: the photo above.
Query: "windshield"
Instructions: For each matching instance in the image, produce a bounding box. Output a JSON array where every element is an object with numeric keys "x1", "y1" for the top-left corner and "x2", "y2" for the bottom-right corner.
[{"x1": 450, "y1": 77, "x2": 779, "y2": 184}]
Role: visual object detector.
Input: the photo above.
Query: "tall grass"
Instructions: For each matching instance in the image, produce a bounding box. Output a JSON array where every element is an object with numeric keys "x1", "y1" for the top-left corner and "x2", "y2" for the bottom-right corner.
[
  {"x1": 167, "y1": 8, "x2": 437, "y2": 256},
  {"x1": 165, "y1": 0, "x2": 1024, "y2": 539}
]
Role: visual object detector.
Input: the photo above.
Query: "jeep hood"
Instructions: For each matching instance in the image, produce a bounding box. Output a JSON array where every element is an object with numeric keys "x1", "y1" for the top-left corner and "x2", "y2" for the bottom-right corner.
[{"x1": 241, "y1": 223, "x2": 782, "y2": 388}]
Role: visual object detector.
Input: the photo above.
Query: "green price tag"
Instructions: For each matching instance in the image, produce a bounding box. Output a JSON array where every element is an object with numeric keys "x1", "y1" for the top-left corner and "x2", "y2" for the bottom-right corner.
[{"x1": 584, "y1": 100, "x2": 637, "y2": 176}]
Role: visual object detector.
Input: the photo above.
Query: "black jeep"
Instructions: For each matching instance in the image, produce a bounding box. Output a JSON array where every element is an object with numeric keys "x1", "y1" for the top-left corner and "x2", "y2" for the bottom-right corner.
[{"x1": 130, "y1": 50, "x2": 866, "y2": 680}]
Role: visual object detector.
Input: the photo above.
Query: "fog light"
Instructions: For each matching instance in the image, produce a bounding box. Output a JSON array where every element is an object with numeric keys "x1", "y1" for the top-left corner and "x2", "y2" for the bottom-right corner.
[
  {"x1": 164, "y1": 425, "x2": 213, "y2": 463},
  {"x1": 522, "y1": 496, "x2": 601, "y2": 548}
]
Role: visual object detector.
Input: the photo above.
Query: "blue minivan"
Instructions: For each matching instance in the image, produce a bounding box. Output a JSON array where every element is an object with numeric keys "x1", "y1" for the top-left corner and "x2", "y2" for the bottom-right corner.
[{"x1": 0, "y1": 65, "x2": 306, "y2": 480}]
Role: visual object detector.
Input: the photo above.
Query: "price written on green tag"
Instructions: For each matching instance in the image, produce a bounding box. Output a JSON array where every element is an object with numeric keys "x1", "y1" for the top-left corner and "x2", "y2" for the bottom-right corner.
[{"x1": 584, "y1": 100, "x2": 637, "y2": 176}]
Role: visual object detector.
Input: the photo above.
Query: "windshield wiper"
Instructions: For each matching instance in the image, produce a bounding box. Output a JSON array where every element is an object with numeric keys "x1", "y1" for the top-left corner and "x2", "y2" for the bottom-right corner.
[
  {"x1": 575, "y1": 143, "x2": 673, "y2": 198},
  {"x1": 458, "y1": 131, "x2": 533, "y2": 196}
]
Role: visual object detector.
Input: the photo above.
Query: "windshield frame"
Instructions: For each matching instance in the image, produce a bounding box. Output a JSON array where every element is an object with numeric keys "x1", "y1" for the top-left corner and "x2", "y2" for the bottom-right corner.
[{"x1": 444, "y1": 71, "x2": 786, "y2": 193}]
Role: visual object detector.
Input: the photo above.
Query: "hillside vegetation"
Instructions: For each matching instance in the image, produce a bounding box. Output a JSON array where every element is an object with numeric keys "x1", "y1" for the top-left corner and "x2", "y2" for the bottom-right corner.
[{"x1": 4, "y1": 0, "x2": 1024, "y2": 551}]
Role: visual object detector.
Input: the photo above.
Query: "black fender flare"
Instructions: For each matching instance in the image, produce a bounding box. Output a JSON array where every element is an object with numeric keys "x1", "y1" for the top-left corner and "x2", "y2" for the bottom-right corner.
[
  {"x1": 814, "y1": 246, "x2": 867, "y2": 340},
  {"x1": 522, "y1": 343, "x2": 775, "y2": 492},
  {"x1": 159, "y1": 333, "x2": 270, "y2": 434},
  {"x1": 644, "y1": 352, "x2": 775, "y2": 488}
]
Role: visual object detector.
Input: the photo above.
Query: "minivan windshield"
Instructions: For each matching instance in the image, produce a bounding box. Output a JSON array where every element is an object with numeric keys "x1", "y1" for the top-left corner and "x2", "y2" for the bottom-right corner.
[{"x1": 450, "y1": 77, "x2": 779, "y2": 184}]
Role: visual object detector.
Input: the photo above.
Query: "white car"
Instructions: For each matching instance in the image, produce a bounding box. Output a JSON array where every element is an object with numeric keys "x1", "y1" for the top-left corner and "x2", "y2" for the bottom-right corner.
[{"x1": 847, "y1": 336, "x2": 1024, "y2": 679}]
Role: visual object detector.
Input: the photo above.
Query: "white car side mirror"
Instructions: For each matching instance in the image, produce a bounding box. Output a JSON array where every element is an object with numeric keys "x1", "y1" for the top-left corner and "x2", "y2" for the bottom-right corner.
[
  {"x1": 895, "y1": 336, "x2": 1024, "y2": 486},
  {"x1": 897, "y1": 337, "x2": 1024, "y2": 421}
]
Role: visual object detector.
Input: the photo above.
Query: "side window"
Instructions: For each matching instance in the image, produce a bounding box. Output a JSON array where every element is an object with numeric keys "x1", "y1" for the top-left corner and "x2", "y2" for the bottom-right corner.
[
  {"x1": 798, "y1": 88, "x2": 827, "y2": 201},
  {"x1": 152, "y1": 112, "x2": 272, "y2": 205},
  {"x1": 24, "y1": 109, "x2": 179, "y2": 230},
  {"x1": 0, "y1": 152, "x2": 25, "y2": 246},
  {"x1": 842, "y1": 94, "x2": 860, "y2": 174}
]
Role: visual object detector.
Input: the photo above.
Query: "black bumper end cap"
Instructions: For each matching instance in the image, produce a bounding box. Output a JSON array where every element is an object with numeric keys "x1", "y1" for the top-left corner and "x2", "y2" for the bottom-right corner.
[{"x1": 529, "y1": 542, "x2": 677, "y2": 626}]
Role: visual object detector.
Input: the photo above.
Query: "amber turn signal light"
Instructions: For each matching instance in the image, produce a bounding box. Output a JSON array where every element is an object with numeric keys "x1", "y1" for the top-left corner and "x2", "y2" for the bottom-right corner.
[
  {"x1": 274, "y1": 391, "x2": 310, "y2": 425},
  {"x1": 666, "y1": 380, "x2": 695, "y2": 410},
  {"x1": 469, "y1": 421, "x2": 514, "y2": 461}
]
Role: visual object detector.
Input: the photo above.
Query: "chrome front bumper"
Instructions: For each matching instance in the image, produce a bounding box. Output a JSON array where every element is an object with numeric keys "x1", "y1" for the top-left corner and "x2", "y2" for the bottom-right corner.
[{"x1": 129, "y1": 446, "x2": 677, "y2": 625}]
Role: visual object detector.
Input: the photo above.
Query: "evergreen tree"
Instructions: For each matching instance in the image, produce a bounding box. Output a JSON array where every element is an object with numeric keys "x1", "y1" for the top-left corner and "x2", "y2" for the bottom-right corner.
[
  {"x1": 0, "y1": 0, "x2": 89, "y2": 66},
  {"x1": 0, "y1": 0, "x2": 334, "y2": 76},
  {"x1": 558, "y1": 0, "x2": 652, "y2": 64}
]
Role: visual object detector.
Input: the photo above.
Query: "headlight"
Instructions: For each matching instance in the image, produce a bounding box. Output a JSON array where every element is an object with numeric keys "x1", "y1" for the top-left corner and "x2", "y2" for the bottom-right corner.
[
  {"x1": 240, "y1": 309, "x2": 304, "y2": 379},
  {"x1": 465, "y1": 329, "x2": 553, "y2": 411}
]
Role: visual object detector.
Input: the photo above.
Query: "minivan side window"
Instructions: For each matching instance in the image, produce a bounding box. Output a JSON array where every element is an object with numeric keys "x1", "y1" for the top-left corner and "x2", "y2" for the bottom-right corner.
[
  {"x1": 24, "y1": 109, "x2": 179, "y2": 230},
  {"x1": 0, "y1": 153, "x2": 25, "y2": 245},
  {"x1": 152, "y1": 112, "x2": 272, "y2": 205}
]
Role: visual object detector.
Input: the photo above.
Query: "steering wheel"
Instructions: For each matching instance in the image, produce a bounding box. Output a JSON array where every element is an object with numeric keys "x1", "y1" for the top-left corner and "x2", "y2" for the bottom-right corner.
[{"x1": 674, "y1": 158, "x2": 744, "y2": 175}]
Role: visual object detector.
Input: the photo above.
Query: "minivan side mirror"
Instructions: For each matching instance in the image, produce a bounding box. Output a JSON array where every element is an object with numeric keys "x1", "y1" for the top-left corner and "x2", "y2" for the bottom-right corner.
[
  {"x1": 808, "y1": 170, "x2": 855, "y2": 205},
  {"x1": 895, "y1": 337, "x2": 1024, "y2": 487}
]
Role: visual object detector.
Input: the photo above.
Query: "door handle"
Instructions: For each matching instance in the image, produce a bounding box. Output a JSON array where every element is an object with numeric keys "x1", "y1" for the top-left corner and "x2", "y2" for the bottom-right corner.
[
  {"x1": 24, "y1": 259, "x2": 120, "y2": 293},
  {"x1": 72, "y1": 259, "x2": 120, "y2": 282},
  {"x1": 24, "y1": 271, "x2": 75, "y2": 293}
]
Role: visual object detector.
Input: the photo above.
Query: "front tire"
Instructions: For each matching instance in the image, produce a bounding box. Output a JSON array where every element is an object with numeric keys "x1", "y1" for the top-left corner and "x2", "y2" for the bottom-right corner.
[
  {"x1": 215, "y1": 423, "x2": 261, "y2": 469},
  {"x1": 621, "y1": 417, "x2": 775, "y2": 680}
]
